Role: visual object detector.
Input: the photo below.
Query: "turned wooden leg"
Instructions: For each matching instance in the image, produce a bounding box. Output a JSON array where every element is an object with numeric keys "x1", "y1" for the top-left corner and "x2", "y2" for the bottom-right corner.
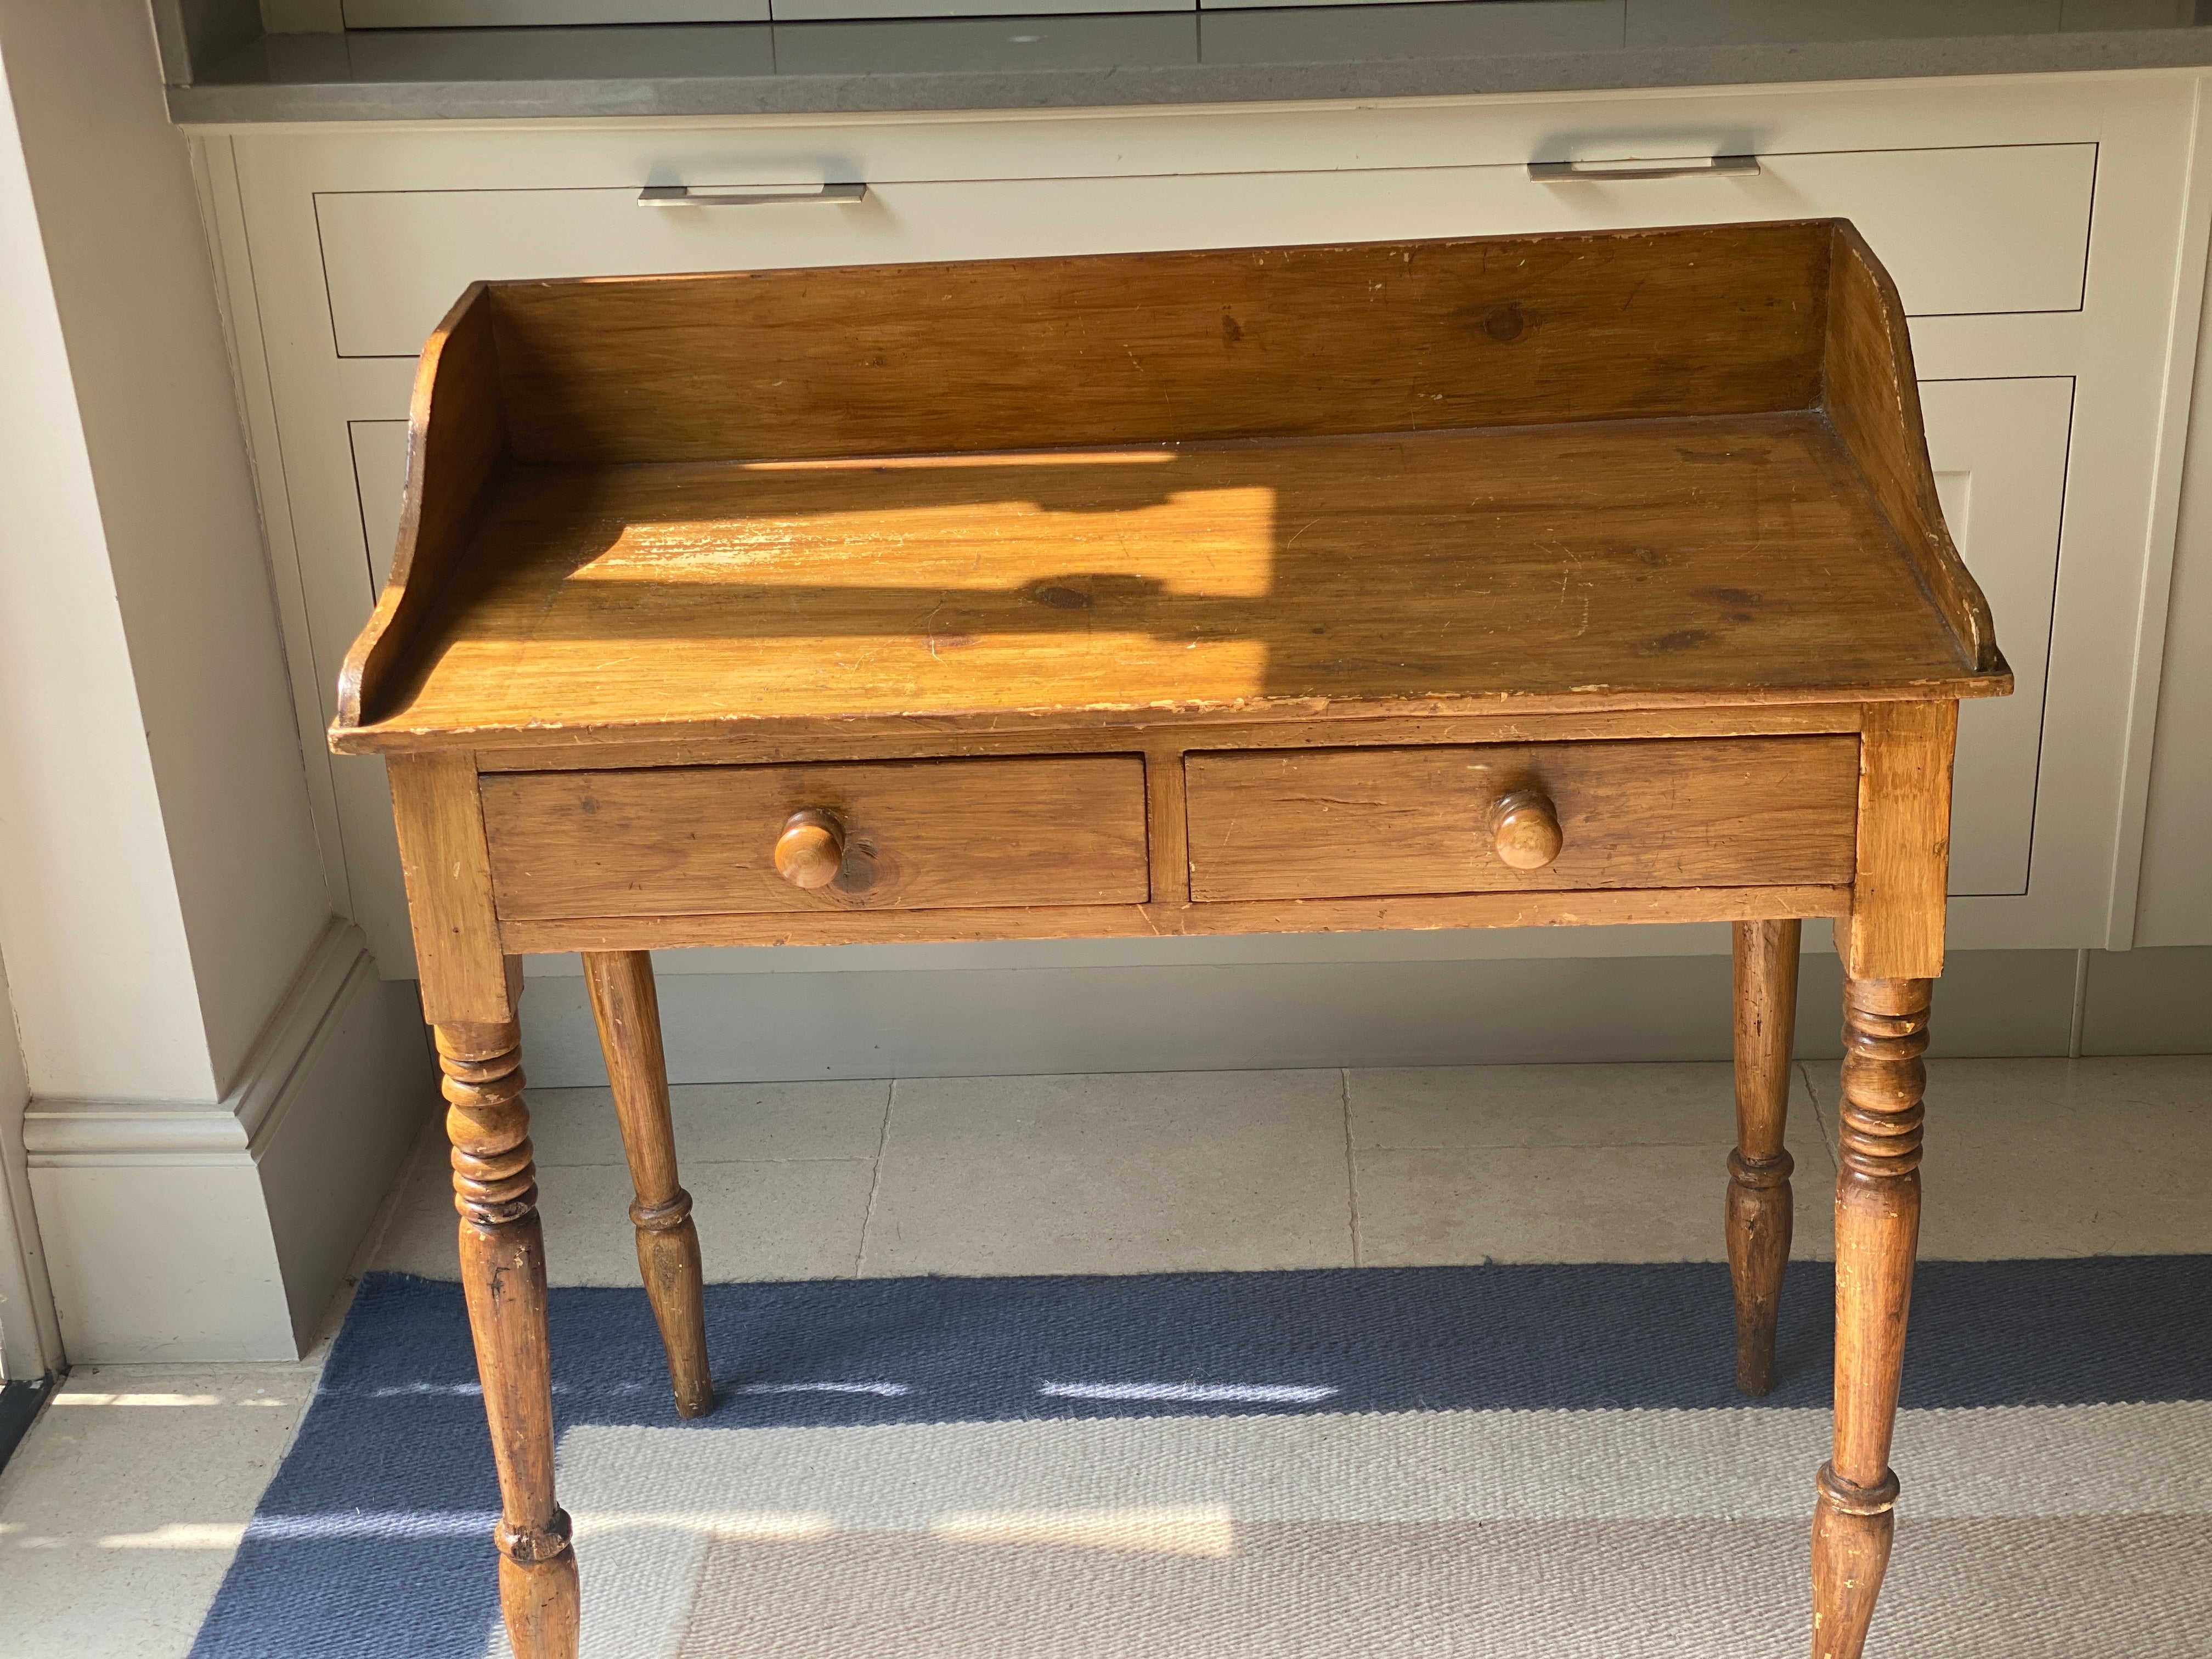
[
  {"x1": 582, "y1": 951, "x2": 712, "y2": 1418},
  {"x1": 439, "y1": 1021, "x2": 579, "y2": 1659},
  {"x1": 1810, "y1": 976, "x2": 1928, "y2": 1659},
  {"x1": 1728, "y1": 918, "x2": 1801, "y2": 1395}
]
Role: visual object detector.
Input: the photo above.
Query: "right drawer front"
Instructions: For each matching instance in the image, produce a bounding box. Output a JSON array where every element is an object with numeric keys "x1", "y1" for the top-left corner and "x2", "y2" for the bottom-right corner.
[
  {"x1": 1184, "y1": 736, "x2": 1861, "y2": 903},
  {"x1": 317, "y1": 144, "x2": 2095, "y2": 358}
]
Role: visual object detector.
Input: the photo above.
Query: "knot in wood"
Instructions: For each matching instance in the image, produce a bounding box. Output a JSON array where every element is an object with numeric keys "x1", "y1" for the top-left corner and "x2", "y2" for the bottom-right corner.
[
  {"x1": 630, "y1": 1188, "x2": 695, "y2": 1232},
  {"x1": 1726, "y1": 1147, "x2": 1795, "y2": 1189},
  {"x1": 495, "y1": 1508, "x2": 574, "y2": 1565},
  {"x1": 1816, "y1": 1462, "x2": 1900, "y2": 1517}
]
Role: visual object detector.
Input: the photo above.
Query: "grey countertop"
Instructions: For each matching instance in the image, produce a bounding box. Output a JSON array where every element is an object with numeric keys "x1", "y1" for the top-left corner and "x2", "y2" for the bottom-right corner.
[{"x1": 166, "y1": 1, "x2": 2212, "y2": 126}]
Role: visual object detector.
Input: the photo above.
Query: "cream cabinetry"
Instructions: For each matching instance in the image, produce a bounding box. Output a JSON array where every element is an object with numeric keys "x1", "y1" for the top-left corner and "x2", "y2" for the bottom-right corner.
[
  {"x1": 194, "y1": 74, "x2": 2211, "y2": 984},
  {"x1": 311, "y1": 140, "x2": 2096, "y2": 356}
]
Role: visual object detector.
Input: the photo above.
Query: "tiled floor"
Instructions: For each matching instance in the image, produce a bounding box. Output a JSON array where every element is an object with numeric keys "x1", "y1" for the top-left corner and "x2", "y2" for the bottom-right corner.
[{"x1": 4, "y1": 1055, "x2": 2207, "y2": 1655}]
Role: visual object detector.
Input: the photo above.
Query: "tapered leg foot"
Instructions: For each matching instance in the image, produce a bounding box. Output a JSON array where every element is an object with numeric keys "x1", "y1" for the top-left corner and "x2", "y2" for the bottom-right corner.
[
  {"x1": 499, "y1": 1549, "x2": 581, "y2": 1659},
  {"x1": 1729, "y1": 918, "x2": 1801, "y2": 1395},
  {"x1": 583, "y1": 951, "x2": 712, "y2": 1418},
  {"x1": 632, "y1": 1192, "x2": 710, "y2": 1418},
  {"x1": 1728, "y1": 1147, "x2": 1795, "y2": 1393},
  {"x1": 441, "y1": 1021, "x2": 580, "y2": 1659},
  {"x1": 1809, "y1": 975, "x2": 1928, "y2": 1659},
  {"x1": 1811, "y1": 1464, "x2": 1898, "y2": 1659}
]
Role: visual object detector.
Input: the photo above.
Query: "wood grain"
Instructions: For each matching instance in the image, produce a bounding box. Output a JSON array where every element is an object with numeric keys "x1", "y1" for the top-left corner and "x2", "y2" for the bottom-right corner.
[
  {"x1": 581, "y1": 952, "x2": 710, "y2": 1419},
  {"x1": 387, "y1": 751, "x2": 512, "y2": 1026},
  {"x1": 1728, "y1": 917, "x2": 1801, "y2": 1397},
  {"x1": 1488, "y1": 789, "x2": 1563, "y2": 872},
  {"x1": 1846, "y1": 701, "x2": 1957, "y2": 981},
  {"x1": 1813, "y1": 974, "x2": 1929, "y2": 1659},
  {"x1": 486, "y1": 224, "x2": 1832, "y2": 465},
  {"x1": 1824, "y1": 224, "x2": 2003, "y2": 675},
  {"x1": 772, "y1": 809, "x2": 846, "y2": 890},
  {"x1": 482, "y1": 757, "x2": 1150, "y2": 920},
  {"x1": 339, "y1": 285, "x2": 509, "y2": 733},
  {"x1": 336, "y1": 414, "x2": 1997, "y2": 753},
  {"x1": 338, "y1": 223, "x2": 1997, "y2": 1659},
  {"x1": 469, "y1": 705, "x2": 1869, "y2": 774},
  {"x1": 438, "y1": 1020, "x2": 577, "y2": 1659},
  {"x1": 496, "y1": 883, "x2": 1853, "y2": 955},
  {"x1": 1143, "y1": 742, "x2": 1193, "y2": 909},
  {"x1": 1186, "y1": 737, "x2": 1860, "y2": 902}
]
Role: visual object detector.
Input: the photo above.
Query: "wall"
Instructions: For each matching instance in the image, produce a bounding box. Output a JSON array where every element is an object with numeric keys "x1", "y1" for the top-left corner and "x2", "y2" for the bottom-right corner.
[
  {"x1": 2138, "y1": 172, "x2": 2212, "y2": 955},
  {"x1": 0, "y1": 0, "x2": 430, "y2": 1363},
  {"x1": 0, "y1": 953, "x2": 58, "y2": 1380}
]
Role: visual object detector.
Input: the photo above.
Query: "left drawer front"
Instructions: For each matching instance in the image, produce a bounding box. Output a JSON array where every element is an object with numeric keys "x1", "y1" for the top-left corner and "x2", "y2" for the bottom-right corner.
[
  {"x1": 482, "y1": 756, "x2": 1149, "y2": 919},
  {"x1": 1185, "y1": 736, "x2": 1860, "y2": 903}
]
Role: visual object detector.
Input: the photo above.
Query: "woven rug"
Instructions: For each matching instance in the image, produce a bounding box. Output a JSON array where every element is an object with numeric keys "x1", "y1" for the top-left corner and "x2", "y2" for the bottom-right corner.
[{"x1": 190, "y1": 1259, "x2": 2212, "y2": 1658}]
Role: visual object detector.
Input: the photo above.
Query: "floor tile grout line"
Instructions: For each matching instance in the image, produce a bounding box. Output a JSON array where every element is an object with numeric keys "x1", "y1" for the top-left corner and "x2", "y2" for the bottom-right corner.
[
  {"x1": 1358, "y1": 1137, "x2": 1835, "y2": 1153},
  {"x1": 852, "y1": 1079, "x2": 895, "y2": 1278},
  {"x1": 537, "y1": 1155, "x2": 875, "y2": 1171},
  {"x1": 1341, "y1": 1067, "x2": 1363, "y2": 1268},
  {"x1": 1799, "y1": 1059, "x2": 1837, "y2": 1151}
]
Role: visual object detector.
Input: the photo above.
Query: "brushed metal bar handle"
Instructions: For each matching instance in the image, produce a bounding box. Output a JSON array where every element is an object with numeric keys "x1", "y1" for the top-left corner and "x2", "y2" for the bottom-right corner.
[
  {"x1": 1527, "y1": 155, "x2": 1760, "y2": 183},
  {"x1": 638, "y1": 183, "x2": 869, "y2": 207}
]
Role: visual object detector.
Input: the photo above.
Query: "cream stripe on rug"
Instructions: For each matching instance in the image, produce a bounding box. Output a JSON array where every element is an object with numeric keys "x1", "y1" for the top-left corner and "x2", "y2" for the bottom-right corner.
[{"x1": 484, "y1": 1403, "x2": 2212, "y2": 1658}]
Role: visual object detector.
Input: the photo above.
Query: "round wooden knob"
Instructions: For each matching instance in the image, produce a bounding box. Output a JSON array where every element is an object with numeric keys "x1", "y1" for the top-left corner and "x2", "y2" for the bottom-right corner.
[
  {"x1": 1489, "y1": 789, "x2": 1563, "y2": 871},
  {"x1": 774, "y1": 808, "x2": 845, "y2": 889}
]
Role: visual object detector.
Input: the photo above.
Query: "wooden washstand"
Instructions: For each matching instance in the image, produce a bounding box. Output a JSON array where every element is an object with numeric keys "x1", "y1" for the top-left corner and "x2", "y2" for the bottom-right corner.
[{"x1": 332, "y1": 221, "x2": 2010, "y2": 1658}]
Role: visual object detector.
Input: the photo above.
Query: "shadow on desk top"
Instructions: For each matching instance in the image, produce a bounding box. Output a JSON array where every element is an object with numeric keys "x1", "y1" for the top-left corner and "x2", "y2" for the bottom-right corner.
[
  {"x1": 167, "y1": 1, "x2": 2212, "y2": 126},
  {"x1": 329, "y1": 223, "x2": 2009, "y2": 755}
]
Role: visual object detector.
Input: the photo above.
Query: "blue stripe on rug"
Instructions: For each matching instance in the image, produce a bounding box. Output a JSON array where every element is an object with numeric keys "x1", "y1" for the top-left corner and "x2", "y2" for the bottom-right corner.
[{"x1": 188, "y1": 1256, "x2": 2212, "y2": 1658}]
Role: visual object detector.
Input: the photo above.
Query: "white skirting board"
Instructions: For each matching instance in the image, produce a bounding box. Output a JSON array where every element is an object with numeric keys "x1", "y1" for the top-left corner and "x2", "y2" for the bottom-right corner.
[
  {"x1": 512, "y1": 946, "x2": 2161, "y2": 1091},
  {"x1": 23, "y1": 921, "x2": 433, "y2": 1363},
  {"x1": 24, "y1": 929, "x2": 2195, "y2": 1364}
]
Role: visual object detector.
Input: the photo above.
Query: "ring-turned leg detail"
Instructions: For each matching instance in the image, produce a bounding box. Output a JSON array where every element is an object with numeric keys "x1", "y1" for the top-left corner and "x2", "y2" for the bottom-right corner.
[
  {"x1": 582, "y1": 951, "x2": 713, "y2": 1418},
  {"x1": 1811, "y1": 976, "x2": 1929, "y2": 1659},
  {"x1": 439, "y1": 1021, "x2": 580, "y2": 1659},
  {"x1": 1729, "y1": 918, "x2": 1801, "y2": 1395}
]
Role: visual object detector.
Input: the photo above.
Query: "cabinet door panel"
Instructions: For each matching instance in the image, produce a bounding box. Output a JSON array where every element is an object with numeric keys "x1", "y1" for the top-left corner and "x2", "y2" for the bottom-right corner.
[
  {"x1": 343, "y1": 2, "x2": 768, "y2": 20},
  {"x1": 315, "y1": 143, "x2": 2094, "y2": 357},
  {"x1": 1922, "y1": 376, "x2": 2073, "y2": 899},
  {"x1": 347, "y1": 419, "x2": 409, "y2": 593}
]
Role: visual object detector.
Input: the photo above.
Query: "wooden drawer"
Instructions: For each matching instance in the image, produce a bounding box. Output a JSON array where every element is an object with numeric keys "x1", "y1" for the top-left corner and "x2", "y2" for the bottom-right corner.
[
  {"x1": 482, "y1": 756, "x2": 1149, "y2": 919},
  {"x1": 1184, "y1": 737, "x2": 1861, "y2": 902},
  {"x1": 317, "y1": 143, "x2": 2094, "y2": 357}
]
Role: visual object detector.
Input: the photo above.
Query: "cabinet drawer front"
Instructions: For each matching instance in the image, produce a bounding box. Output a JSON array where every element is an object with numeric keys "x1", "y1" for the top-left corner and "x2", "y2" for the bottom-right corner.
[
  {"x1": 483, "y1": 756, "x2": 1149, "y2": 918},
  {"x1": 1185, "y1": 737, "x2": 1860, "y2": 902},
  {"x1": 319, "y1": 143, "x2": 2093, "y2": 357}
]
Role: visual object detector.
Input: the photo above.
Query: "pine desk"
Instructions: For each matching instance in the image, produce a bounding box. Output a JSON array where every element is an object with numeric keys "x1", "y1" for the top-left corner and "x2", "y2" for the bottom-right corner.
[{"x1": 332, "y1": 222, "x2": 2010, "y2": 1659}]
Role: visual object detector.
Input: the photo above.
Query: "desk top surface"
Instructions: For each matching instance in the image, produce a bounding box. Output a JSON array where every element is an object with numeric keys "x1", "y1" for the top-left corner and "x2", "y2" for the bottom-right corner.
[
  {"x1": 346, "y1": 410, "x2": 1994, "y2": 753},
  {"x1": 332, "y1": 226, "x2": 2010, "y2": 753}
]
